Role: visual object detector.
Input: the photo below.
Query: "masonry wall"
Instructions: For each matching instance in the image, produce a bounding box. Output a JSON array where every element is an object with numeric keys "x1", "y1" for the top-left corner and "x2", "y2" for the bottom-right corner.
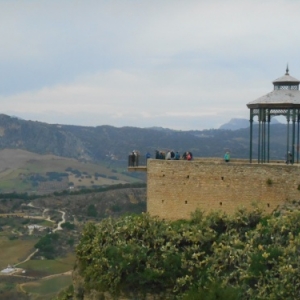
[{"x1": 147, "y1": 159, "x2": 300, "y2": 220}]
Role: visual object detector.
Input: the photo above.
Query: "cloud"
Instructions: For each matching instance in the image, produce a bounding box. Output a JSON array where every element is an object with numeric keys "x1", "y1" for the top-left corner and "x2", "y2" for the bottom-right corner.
[{"x1": 0, "y1": 0, "x2": 299, "y2": 129}]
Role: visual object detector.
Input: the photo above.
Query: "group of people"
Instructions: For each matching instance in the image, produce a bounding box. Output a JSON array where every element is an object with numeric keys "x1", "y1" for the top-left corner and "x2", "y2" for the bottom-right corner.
[
  {"x1": 155, "y1": 150, "x2": 192, "y2": 160},
  {"x1": 129, "y1": 149, "x2": 232, "y2": 165}
]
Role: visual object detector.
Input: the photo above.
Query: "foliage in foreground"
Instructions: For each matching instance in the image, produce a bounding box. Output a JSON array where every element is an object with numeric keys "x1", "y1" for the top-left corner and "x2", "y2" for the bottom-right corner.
[{"x1": 75, "y1": 204, "x2": 300, "y2": 299}]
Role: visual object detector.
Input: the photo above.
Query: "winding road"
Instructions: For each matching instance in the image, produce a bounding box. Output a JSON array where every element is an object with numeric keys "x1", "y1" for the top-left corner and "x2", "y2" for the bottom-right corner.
[{"x1": 53, "y1": 210, "x2": 66, "y2": 232}]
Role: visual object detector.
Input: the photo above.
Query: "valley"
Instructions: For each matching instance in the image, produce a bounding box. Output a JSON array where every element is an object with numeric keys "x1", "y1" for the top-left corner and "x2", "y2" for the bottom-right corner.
[{"x1": 0, "y1": 149, "x2": 146, "y2": 299}]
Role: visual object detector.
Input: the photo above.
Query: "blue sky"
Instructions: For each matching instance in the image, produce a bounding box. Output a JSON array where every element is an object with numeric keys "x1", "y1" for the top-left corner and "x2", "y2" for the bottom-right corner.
[{"x1": 0, "y1": 0, "x2": 299, "y2": 130}]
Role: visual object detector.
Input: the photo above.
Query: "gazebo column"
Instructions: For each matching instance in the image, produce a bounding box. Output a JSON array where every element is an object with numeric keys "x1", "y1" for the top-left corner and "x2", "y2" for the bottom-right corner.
[
  {"x1": 297, "y1": 111, "x2": 300, "y2": 163},
  {"x1": 258, "y1": 109, "x2": 262, "y2": 163},
  {"x1": 249, "y1": 109, "x2": 253, "y2": 163},
  {"x1": 286, "y1": 109, "x2": 290, "y2": 162},
  {"x1": 263, "y1": 109, "x2": 267, "y2": 163},
  {"x1": 292, "y1": 109, "x2": 296, "y2": 164},
  {"x1": 267, "y1": 110, "x2": 270, "y2": 163}
]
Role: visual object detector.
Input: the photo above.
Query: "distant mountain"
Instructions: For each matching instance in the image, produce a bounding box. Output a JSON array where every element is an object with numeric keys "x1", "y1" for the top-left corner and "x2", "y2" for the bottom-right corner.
[
  {"x1": 146, "y1": 126, "x2": 176, "y2": 133},
  {"x1": 0, "y1": 114, "x2": 289, "y2": 163},
  {"x1": 219, "y1": 118, "x2": 250, "y2": 130},
  {"x1": 219, "y1": 118, "x2": 281, "y2": 131}
]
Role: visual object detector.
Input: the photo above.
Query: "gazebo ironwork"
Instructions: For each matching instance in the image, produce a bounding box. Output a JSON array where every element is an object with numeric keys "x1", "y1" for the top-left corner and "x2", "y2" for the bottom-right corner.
[{"x1": 247, "y1": 67, "x2": 300, "y2": 163}]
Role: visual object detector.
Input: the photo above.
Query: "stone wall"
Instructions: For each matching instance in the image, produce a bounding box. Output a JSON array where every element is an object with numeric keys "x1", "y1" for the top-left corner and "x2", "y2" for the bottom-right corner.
[{"x1": 147, "y1": 159, "x2": 300, "y2": 220}]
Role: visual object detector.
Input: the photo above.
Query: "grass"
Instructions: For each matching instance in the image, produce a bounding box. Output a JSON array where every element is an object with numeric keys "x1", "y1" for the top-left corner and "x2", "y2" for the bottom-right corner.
[
  {"x1": 0, "y1": 178, "x2": 30, "y2": 192},
  {"x1": 37, "y1": 220, "x2": 55, "y2": 227},
  {"x1": 18, "y1": 253, "x2": 76, "y2": 276},
  {"x1": 0, "y1": 236, "x2": 38, "y2": 269},
  {"x1": 24, "y1": 275, "x2": 72, "y2": 294},
  {"x1": 22, "y1": 274, "x2": 72, "y2": 299}
]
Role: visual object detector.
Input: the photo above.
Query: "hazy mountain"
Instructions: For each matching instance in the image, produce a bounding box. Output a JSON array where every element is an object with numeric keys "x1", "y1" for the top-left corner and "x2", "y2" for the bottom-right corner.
[
  {"x1": 219, "y1": 118, "x2": 281, "y2": 130},
  {"x1": 0, "y1": 114, "x2": 289, "y2": 164}
]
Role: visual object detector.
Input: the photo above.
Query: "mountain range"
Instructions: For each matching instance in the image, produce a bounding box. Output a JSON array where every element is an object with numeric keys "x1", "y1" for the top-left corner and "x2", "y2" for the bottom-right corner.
[{"x1": 0, "y1": 114, "x2": 290, "y2": 164}]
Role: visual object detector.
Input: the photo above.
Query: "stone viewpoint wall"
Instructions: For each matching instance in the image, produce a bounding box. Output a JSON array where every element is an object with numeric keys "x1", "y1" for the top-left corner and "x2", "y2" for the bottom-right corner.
[{"x1": 147, "y1": 159, "x2": 300, "y2": 220}]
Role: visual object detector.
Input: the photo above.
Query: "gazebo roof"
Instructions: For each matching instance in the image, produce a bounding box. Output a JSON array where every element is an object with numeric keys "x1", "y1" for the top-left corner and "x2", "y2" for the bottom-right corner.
[
  {"x1": 247, "y1": 68, "x2": 300, "y2": 108},
  {"x1": 273, "y1": 66, "x2": 300, "y2": 84},
  {"x1": 247, "y1": 90, "x2": 300, "y2": 108},
  {"x1": 273, "y1": 74, "x2": 300, "y2": 84}
]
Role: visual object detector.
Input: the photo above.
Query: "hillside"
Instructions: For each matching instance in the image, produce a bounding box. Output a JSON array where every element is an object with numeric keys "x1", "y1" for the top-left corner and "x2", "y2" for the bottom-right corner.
[
  {"x1": 0, "y1": 149, "x2": 143, "y2": 194},
  {"x1": 0, "y1": 114, "x2": 290, "y2": 164}
]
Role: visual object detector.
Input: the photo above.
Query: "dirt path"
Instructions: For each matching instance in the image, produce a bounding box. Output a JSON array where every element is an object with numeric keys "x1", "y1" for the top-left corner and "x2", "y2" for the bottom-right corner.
[
  {"x1": 53, "y1": 210, "x2": 66, "y2": 232},
  {"x1": 13, "y1": 204, "x2": 67, "y2": 268},
  {"x1": 41, "y1": 270, "x2": 72, "y2": 280},
  {"x1": 15, "y1": 249, "x2": 39, "y2": 267}
]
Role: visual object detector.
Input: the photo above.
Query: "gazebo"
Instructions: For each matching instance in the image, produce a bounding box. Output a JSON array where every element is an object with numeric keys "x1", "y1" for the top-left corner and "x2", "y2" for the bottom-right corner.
[{"x1": 247, "y1": 67, "x2": 300, "y2": 163}]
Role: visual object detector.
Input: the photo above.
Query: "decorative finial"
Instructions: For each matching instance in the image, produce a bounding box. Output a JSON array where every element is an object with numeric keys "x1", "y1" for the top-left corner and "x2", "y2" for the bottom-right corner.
[{"x1": 286, "y1": 64, "x2": 289, "y2": 75}]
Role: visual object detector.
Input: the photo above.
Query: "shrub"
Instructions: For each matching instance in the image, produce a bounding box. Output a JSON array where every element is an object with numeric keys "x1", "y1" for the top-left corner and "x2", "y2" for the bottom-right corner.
[{"x1": 266, "y1": 178, "x2": 273, "y2": 185}]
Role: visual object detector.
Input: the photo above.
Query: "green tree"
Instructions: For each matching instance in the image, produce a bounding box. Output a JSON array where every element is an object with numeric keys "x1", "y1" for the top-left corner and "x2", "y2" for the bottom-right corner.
[{"x1": 87, "y1": 204, "x2": 97, "y2": 217}]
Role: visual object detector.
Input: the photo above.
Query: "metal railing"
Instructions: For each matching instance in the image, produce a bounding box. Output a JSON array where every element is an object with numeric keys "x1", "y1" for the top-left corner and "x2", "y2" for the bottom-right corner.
[{"x1": 128, "y1": 154, "x2": 148, "y2": 167}]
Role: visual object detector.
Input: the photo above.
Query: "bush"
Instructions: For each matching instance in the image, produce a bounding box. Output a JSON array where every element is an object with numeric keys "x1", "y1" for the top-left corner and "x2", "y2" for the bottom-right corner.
[
  {"x1": 76, "y1": 207, "x2": 300, "y2": 299},
  {"x1": 61, "y1": 222, "x2": 75, "y2": 230}
]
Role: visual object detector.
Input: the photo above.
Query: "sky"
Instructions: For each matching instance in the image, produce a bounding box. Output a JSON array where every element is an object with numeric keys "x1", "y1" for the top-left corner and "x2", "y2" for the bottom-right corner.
[{"x1": 0, "y1": 0, "x2": 299, "y2": 130}]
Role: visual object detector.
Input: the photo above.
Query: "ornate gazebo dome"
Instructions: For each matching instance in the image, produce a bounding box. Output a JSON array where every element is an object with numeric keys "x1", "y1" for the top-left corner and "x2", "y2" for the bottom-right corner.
[
  {"x1": 247, "y1": 67, "x2": 300, "y2": 109},
  {"x1": 247, "y1": 67, "x2": 300, "y2": 163}
]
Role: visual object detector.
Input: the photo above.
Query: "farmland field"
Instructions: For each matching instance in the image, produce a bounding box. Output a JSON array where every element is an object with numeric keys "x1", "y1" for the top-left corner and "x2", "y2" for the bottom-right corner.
[
  {"x1": 0, "y1": 236, "x2": 38, "y2": 269},
  {"x1": 18, "y1": 253, "x2": 75, "y2": 277},
  {"x1": 21, "y1": 274, "x2": 72, "y2": 300}
]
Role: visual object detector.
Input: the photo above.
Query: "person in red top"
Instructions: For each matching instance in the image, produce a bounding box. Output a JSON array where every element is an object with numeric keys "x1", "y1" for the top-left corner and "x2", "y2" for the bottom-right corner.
[{"x1": 187, "y1": 152, "x2": 192, "y2": 160}]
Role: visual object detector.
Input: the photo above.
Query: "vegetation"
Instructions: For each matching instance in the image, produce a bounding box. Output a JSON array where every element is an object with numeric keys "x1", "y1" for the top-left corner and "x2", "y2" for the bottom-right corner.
[
  {"x1": 0, "y1": 182, "x2": 146, "y2": 300},
  {"x1": 87, "y1": 204, "x2": 97, "y2": 218},
  {"x1": 76, "y1": 206, "x2": 300, "y2": 299},
  {"x1": 266, "y1": 178, "x2": 273, "y2": 185},
  {"x1": 61, "y1": 222, "x2": 75, "y2": 230},
  {"x1": 22, "y1": 275, "x2": 72, "y2": 297},
  {"x1": 34, "y1": 233, "x2": 60, "y2": 259}
]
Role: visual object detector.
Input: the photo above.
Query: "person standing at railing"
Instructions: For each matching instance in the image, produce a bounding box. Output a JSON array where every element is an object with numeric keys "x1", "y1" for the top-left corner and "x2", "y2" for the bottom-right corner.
[
  {"x1": 224, "y1": 151, "x2": 230, "y2": 163},
  {"x1": 134, "y1": 150, "x2": 140, "y2": 166},
  {"x1": 131, "y1": 151, "x2": 136, "y2": 166},
  {"x1": 166, "y1": 151, "x2": 171, "y2": 160}
]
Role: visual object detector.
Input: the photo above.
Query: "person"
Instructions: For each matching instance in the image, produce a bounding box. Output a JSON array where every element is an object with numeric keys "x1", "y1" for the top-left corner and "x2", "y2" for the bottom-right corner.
[
  {"x1": 165, "y1": 151, "x2": 171, "y2": 160},
  {"x1": 170, "y1": 151, "x2": 175, "y2": 159},
  {"x1": 175, "y1": 151, "x2": 180, "y2": 160},
  {"x1": 286, "y1": 151, "x2": 293, "y2": 164},
  {"x1": 155, "y1": 150, "x2": 159, "y2": 159},
  {"x1": 131, "y1": 151, "x2": 135, "y2": 166},
  {"x1": 224, "y1": 151, "x2": 230, "y2": 163},
  {"x1": 135, "y1": 150, "x2": 139, "y2": 166},
  {"x1": 146, "y1": 152, "x2": 151, "y2": 159},
  {"x1": 187, "y1": 152, "x2": 192, "y2": 161},
  {"x1": 182, "y1": 152, "x2": 187, "y2": 160}
]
